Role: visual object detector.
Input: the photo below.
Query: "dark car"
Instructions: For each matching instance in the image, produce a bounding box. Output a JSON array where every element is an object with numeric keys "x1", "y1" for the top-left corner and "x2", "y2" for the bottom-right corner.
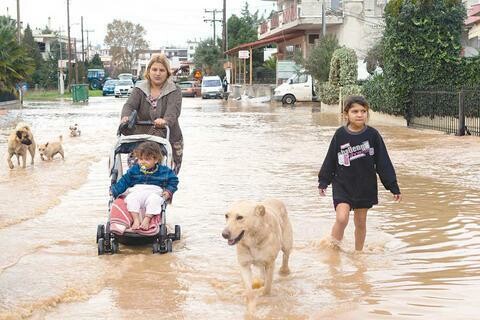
[
  {"x1": 102, "y1": 79, "x2": 118, "y2": 96},
  {"x1": 178, "y1": 81, "x2": 201, "y2": 97}
]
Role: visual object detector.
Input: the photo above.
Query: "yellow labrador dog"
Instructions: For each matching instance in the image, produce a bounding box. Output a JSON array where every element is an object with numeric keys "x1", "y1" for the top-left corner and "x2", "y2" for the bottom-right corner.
[
  {"x1": 7, "y1": 122, "x2": 36, "y2": 169},
  {"x1": 222, "y1": 198, "x2": 293, "y2": 300}
]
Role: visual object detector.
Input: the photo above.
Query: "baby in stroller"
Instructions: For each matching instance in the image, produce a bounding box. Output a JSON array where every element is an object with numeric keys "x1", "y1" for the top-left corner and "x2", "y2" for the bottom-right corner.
[
  {"x1": 97, "y1": 114, "x2": 181, "y2": 255},
  {"x1": 110, "y1": 141, "x2": 178, "y2": 230}
]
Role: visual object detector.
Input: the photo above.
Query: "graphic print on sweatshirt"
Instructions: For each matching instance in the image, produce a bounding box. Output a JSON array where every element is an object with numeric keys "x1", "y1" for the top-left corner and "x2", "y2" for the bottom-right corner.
[{"x1": 337, "y1": 141, "x2": 375, "y2": 166}]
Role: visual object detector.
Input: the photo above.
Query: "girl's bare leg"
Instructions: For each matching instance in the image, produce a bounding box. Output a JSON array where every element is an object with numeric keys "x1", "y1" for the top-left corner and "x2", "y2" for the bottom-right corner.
[
  {"x1": 353, "y1": 209, "x2": 368, "y2": 251},
  {"x1": 331, "y1": 203, "x2": 350, "y2": 242}
]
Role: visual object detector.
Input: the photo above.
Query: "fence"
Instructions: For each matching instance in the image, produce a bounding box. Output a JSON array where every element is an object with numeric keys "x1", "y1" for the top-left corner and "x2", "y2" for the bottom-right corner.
[{"x1": 409, "y1": 87, "x2": 480, "y2": 136}]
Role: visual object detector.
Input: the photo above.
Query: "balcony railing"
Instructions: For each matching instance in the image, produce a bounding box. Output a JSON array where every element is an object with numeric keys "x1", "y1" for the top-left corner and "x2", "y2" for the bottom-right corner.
[{"x1": 258, "y1": 0, "x2": 342, "y2": 36}]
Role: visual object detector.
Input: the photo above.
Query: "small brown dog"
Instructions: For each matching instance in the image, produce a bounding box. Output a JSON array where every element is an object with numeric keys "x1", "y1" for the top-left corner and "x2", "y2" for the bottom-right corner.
[
  {"x1": 7, "y1": 122, "x2": 36, "y2": 169},
  {"x1": 38, "y1": 135, "x2": 65, "y2": 161},
  {"x1": 69, "y1": 124, "x2": 81, "y2": 137}
]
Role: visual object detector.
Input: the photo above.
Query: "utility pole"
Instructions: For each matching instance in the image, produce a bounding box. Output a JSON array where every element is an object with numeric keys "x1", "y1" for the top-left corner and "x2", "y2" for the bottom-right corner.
[
  {"x1": 58, "y1": 28, "x2": 65, "y2": 95},
  {"x1": 81, "y1": 16, "x2": 85, "y2": 62},
  {"x1": 204, "y1": 9, "x2": 223, "y2": 45},
  {"x1": 85, "y1": 29, "x2": 94, "y2": 61},
  {"x1": 222, "y1": 0, "x2": 227, "y2": 53},
  {"x1": 322, "y1": 0, "x2": 326, "y2": 37},
  {"x1": 67, "y1": 0, "x2": 73, "y2": 89},
  {"x1": 16, "y1": 0, "x2": 20, "y2": 43}
]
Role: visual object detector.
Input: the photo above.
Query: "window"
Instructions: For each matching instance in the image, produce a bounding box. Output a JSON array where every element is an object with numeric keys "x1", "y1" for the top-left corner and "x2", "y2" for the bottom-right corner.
[{"x1": 308, "y1": 34, "x2": 319, "y2": 44}]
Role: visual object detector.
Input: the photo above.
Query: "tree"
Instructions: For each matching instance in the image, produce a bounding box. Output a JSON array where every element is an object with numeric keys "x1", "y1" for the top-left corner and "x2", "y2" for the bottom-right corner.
[
  {"x1": 88, "y1": 53, "x2": 104, "y2": 69},
  {"x1": 364, "y1": 39, "x2": 384, "y2": 75},
  {"x1": 0, "y1": 16, "x2": 34, "y2": 93},
  {"x1": 303, "y1": 34, "x2": 340, "y2": 83},
  {"x1": 104, "y1": 20, "x2": 148, "y2": 72},
  {"x1": 365, "y1": 0, "x2": 466, "y2": 115},
  {"x1": 22, "y1": 24, "x2": 44, "y2": 87},
  {"x1": 227, "y1": 2, "x2": 265, "y2": 68},
  {"x1": 194, "y1": 39, "x2": 224, "y2": 76}
]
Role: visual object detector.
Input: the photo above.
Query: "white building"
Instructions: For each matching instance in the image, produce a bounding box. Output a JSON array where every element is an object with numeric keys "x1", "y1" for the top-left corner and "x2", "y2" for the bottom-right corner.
[{"x1": 226, "y1": 0, "x2": 388, "y2": 83}]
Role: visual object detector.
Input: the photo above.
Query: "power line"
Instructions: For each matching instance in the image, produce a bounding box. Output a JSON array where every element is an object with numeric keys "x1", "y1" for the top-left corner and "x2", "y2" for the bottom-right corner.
[{"x1": 203, "y1": 8, "x2": 223, "y2": 45}]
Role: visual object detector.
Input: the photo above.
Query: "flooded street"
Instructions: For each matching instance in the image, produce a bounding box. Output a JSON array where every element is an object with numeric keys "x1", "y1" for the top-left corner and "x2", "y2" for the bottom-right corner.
[{"x1": 1, "y1": 96, "x2": 479, "y2": 319}]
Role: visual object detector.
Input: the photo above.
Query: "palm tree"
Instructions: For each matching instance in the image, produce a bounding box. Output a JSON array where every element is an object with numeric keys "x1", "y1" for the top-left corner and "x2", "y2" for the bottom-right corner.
[{"x1": 0, "y1": 16, "x2": 34, "y2": 93}]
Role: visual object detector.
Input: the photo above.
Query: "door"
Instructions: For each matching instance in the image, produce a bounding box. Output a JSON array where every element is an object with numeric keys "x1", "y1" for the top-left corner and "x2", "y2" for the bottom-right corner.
[{"x1": 291, "y1": 74, "x2": 312, "y2": 101}]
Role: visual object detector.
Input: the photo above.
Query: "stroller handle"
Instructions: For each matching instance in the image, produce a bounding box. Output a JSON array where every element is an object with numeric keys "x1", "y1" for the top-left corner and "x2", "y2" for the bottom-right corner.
[
  {"x1": 118, "y1": 110, "x2": 170, "y2": 141},
  {"x1": 137, "y1": 121, "x2": 170, "y2": 141}
]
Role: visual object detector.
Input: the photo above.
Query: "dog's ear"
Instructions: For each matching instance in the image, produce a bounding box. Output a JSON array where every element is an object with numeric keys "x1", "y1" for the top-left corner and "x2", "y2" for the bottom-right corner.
[
  {"x1": 16, "y1": 130, "x2": 22, "y2": 139},
  {"x1": 45, "y1": 142, "x2": 49, "y2": 147},
  {"x1": 254, "y1": 205, "x2": 266, "y2": 217}
]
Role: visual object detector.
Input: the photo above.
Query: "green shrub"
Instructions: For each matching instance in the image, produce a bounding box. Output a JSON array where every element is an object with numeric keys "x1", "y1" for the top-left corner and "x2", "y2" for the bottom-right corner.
[
  {"x1": 320, "y1": 83, "x2": 340, "y2": 105},
  {"x1": 377, "y1": 0, "x2": 466, "y2": 116},
  {"x1": 320, "y1": 47, "x2": 359, "y2": 104}
]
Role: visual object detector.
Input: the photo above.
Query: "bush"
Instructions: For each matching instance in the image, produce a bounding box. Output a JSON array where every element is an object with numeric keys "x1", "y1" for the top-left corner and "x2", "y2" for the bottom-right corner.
[
  {"x1": 362, "y1": 74, "x2": 387, "y2": 113},
  {"x1": 320, "y1": 46, "x2": 359, "y2": 104},
  {"x1": 376, "y1": 0, "x2": 466, "y2": 116},
  {"x1": 319, "y1": 83, "x2": 339, "y2": 105}
]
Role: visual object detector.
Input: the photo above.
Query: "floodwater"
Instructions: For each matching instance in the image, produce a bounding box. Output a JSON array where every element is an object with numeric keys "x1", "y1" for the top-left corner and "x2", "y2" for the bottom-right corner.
[{"x1": 0, "y1": 96, "x2": 479, "y2": 320}]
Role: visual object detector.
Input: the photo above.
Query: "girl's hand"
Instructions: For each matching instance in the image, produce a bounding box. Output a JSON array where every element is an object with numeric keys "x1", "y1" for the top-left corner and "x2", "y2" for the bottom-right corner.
[
  {"x1": 393, "y1": 194, "x2": 402, "y2": 202},
  {"x1": 154, "y1": 118, "x2": 167, "y2": 128},
  {"x1": 319, "y1": 188, "x2": 327, "y2": 196},
  {"x1": 121, "y1": 116, "x2": 129, "y2": 123}
]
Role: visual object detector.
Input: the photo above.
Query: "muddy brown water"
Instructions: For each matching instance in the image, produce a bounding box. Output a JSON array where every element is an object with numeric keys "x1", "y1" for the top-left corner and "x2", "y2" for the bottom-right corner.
[{"x1": 0, "y1": 97, "x2": 479, "y2": 319}]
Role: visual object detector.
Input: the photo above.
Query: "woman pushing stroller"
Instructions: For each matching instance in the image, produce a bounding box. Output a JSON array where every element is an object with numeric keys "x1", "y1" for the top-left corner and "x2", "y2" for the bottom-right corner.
[{"x1": 120, "y1": 54, "x2": 184, "y2": 174}]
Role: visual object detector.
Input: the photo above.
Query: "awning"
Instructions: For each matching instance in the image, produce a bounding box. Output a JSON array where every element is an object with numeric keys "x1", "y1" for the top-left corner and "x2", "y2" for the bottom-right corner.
[{"x1": 225, "y1": 31, "x2": 305, "y2": 55}]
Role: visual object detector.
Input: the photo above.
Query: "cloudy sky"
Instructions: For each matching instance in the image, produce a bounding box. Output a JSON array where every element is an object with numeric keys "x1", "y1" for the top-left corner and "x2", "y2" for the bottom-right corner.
[{"x1": 0, "y1": 0, "x2": 276, "y2": 48}]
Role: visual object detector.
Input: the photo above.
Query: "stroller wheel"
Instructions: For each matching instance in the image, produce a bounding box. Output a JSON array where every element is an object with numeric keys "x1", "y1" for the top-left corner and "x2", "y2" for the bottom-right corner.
[
  {"x1": 96, "y1": 224, "x2": 105, "y2": 243},
  {"x1": 175, "y1": 225, "x2": 181, "y2": 241},
  {"x1": 111, "y1": 239, "x2": 119, "y2": 254},
  {"x1": 98, "y1": 238, "x2": 105, "y2": 255},
  {"x1": 152, "y1": 242, "x2": 160, "y2": 254},
  {"x1": 166, "y1": 239, "x2": 173, "y2": 253}
]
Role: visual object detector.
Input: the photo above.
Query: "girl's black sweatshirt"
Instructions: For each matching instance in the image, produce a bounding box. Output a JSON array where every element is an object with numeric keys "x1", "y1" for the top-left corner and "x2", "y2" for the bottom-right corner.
[{"x1": 318, "y1": 126, "x2": 400, "y2": 206}]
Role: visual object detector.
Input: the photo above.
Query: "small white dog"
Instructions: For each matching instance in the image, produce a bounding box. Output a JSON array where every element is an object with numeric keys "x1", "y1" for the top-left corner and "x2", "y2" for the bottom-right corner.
[
  {"x1": 222, "y1": 198, "x2": 293, "y2": 305},
  {"x1": 69, "y1": 124, "x2": 81, "y2": 137},
  {"x1": 38, "y1": 135, "x2": 65, "y2": 161}
]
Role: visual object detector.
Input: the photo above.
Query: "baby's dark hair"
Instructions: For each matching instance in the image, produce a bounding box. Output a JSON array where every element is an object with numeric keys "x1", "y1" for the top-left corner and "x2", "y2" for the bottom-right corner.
[
  {"x1": 343, "y1": 95, "x2": 370, "y2": 114},
  {"x1": 134, "y1": 141, "x2": 163, "y2": 162}
]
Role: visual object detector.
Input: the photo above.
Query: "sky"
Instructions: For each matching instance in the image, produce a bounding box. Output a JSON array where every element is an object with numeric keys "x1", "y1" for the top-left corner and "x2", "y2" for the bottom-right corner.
[{"x1": 0, "y1": 0, "x2": 276, "y2": 48}]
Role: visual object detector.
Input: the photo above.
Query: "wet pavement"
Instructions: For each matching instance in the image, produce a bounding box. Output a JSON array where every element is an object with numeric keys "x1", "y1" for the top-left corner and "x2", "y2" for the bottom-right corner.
[{"x1": 0, "y1": 96, "x2": 479, "y2": 319}]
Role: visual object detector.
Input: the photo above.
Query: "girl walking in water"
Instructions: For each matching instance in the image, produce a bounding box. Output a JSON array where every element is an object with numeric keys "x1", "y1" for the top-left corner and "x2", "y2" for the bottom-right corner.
[{"x1": 318, "y1": 95, "x2": 402, "y2": 251}]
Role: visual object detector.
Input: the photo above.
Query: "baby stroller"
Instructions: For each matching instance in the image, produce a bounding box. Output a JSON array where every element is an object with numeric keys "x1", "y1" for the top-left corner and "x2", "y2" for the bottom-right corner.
[{"x1": 96, "y1": 111, "x2": 181, "y2": 255}]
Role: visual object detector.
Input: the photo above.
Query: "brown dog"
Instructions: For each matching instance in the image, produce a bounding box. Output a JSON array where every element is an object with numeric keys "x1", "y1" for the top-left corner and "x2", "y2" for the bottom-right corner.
[
  {"x1": 38, "y1": 136, "x2": 65, "y2": 161},
  {"x1": 7, "y1": 122, "x2": 36, "y2": 169}
]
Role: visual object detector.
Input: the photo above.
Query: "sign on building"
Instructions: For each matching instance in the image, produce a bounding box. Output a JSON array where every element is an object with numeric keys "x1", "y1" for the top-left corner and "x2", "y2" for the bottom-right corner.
[{"x1": 238, "y1": 50, "x2": 250, "y2": 59}]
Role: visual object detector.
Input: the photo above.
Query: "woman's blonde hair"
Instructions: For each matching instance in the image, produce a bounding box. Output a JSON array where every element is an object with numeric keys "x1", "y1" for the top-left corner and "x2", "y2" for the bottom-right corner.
[{"x1": 143, "y1": 54, "x2": 172, "y2": 81}]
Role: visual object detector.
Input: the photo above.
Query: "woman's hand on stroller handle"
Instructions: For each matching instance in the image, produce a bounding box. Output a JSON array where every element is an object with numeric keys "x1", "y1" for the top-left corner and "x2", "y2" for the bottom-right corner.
[{"x1": 154, "y1": 118, "x2": 167, "y2": 128}]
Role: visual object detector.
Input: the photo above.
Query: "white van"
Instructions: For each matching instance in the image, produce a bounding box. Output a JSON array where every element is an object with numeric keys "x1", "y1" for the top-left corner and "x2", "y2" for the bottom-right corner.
[
  {"x1": 273, "y1": 73, "x2": 318, "y2": 104},
  {"x1": 201, "y1": 76, "x2": 223, "y2": 99}
]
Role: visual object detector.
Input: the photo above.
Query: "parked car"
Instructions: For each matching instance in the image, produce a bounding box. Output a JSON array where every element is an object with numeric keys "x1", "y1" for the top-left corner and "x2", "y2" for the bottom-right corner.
[
  {"x1": 201, "y1": 75, "x2": 223, "y2": 99},
  {"x1": 118, "y1": 73, "x2": 136, "y2": 83},
  {"x1": 87, "y1": 69, "x2": 106, "y2": 90},
  {"x1": 273, "y1": 73, "x2": 318, "y2": 104},
  {"x1": 178, "y1": 81, "x2": 201, "y2": 97},
  {"x1": 114, "y1": 79, "x2": 134, "y2": 98},
  {"x1": 102, "y1": 79, "x2": 118, "y2": 96}
]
